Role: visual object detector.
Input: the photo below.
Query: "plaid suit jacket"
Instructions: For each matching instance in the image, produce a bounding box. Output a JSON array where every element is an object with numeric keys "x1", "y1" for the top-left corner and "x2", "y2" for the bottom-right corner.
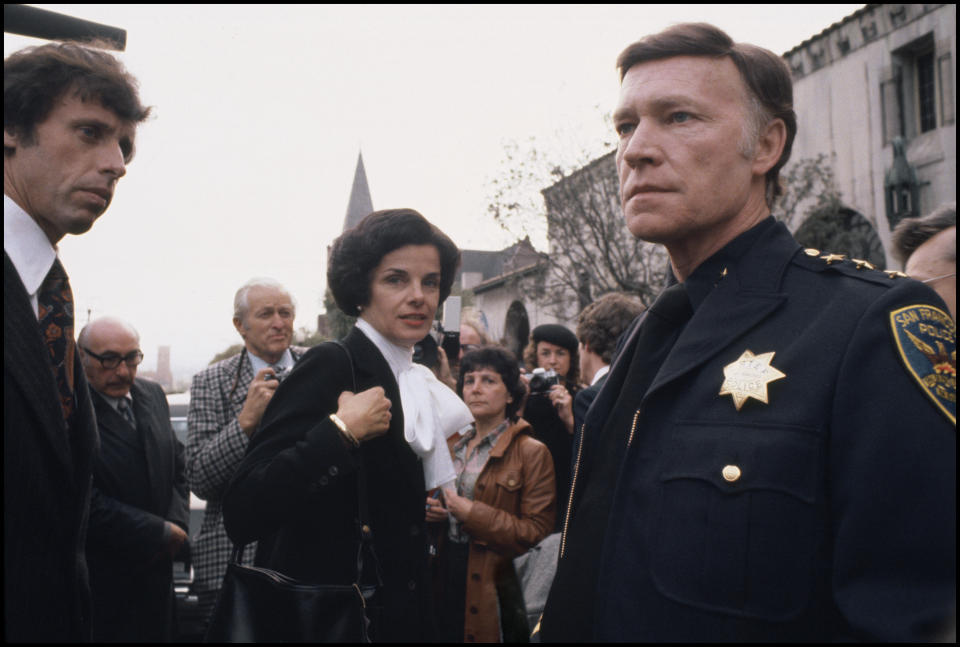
[{"x1": 185, "y1": 346, "x2": 305, "y2": 617}]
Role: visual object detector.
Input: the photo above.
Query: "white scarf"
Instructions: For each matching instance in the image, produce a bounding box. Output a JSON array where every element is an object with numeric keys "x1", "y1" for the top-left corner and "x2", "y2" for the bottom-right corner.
[{"x1": 355, "y1": 319, "x2": 474, "y2": 490}]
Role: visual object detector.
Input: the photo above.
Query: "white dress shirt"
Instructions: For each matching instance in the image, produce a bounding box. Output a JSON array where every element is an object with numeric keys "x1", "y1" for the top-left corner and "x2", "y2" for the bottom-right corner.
[
  {"x1": 590, "y1": 364, "x2": 610, "y2": 386},
  {"x1": 4, "y1": 194, "x2": 57, "y2": 319}
]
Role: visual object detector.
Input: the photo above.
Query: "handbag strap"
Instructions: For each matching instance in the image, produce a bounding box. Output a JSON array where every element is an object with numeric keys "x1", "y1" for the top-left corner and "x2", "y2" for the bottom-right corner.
[{"x1": 330, "y1": 340, "x2": 383, "y2": 590}]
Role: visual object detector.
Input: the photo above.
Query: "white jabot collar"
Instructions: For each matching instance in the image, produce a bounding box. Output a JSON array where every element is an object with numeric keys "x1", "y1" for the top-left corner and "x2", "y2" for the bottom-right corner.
[
  {"x1": 4, "y1": 194, "x2": 57, "y2": 318},
  {"x1": 356, "y1": 318, "x2": 474, "y2": 490}
]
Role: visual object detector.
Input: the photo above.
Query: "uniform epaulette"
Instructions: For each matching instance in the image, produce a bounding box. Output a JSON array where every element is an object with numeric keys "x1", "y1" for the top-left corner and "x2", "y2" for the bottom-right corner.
[{"x1": 792, "y1": 248, "x2": 909, "y2": 287}]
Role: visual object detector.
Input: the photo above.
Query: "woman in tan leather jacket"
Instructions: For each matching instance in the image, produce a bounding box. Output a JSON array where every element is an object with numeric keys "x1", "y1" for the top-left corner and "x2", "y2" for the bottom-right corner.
[{"x1": 426, "y1": 346, "x2": 556, "y2": 643}]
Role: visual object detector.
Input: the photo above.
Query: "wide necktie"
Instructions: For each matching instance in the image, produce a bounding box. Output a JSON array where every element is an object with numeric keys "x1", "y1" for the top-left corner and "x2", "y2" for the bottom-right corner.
[
  {"x1": 117, "y1": 397, "x2": 136, "y2": 428},
  {"x1": 37, "y1": 258, "x2": 76, "y2": 422}
]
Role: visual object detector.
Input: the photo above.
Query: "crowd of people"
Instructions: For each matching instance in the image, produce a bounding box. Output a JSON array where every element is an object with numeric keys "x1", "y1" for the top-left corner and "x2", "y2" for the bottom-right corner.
[{"x1": 5, "y1": 20, "x2": 955, "y2": 645}]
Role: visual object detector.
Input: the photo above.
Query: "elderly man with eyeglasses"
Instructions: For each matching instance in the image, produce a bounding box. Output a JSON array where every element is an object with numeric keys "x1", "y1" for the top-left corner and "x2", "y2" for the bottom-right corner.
[{"x1": 77, "y1": 316, "x2": 189, "y2": 642}]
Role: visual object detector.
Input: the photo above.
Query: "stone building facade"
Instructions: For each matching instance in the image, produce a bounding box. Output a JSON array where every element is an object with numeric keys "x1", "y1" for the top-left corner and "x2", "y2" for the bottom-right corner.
[{"x1": 784, "y1": 3, "x2": 956, "y2": 267}]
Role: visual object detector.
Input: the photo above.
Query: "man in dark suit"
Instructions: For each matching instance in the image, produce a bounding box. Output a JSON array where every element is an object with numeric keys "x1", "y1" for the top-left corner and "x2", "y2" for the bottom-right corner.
[
  {"x1": 572, "y1": 292, "x2": 646, "y2": 433},
  {"x1": 4, "y1": 42, "x2": 150, "y2": 642},
  {"x1": 541, "y1": 23, "x2": 955, "y2": 642},
  {"x1": 79, "y1": 317, "x2": 189, "y2": 642}
]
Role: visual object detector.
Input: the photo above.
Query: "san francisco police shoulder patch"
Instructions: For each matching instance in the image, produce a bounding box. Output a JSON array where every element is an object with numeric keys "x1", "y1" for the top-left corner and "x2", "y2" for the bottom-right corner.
[{"x1": 890, "y1": 305, "x2": 956, "y2": 425}]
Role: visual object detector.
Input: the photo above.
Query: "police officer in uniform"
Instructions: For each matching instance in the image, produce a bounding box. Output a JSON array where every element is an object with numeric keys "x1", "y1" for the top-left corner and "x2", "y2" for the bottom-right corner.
[{"x1": 541, "y1": 23, "x2": 956, "y2": 642}]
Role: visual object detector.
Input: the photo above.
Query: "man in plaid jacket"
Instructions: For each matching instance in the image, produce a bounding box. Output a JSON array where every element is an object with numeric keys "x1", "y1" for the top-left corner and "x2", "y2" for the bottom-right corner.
[{"x1": 186, "y1": 278, "x2": 306, "y2": 628}]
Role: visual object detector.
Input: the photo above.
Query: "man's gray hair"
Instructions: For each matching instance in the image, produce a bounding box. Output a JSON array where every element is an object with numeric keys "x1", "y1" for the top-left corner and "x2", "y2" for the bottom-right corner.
[
  {"x1": 233, "y1": 277, "x2": 296, "y2": 322},
  {"x1": 891, "y1": 202, "x2": 957, "y2": 264}
]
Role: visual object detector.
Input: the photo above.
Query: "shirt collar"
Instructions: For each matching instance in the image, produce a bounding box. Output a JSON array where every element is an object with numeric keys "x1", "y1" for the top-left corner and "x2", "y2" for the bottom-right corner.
[
  {"x1": 247, "y1": 347, "x2": 294, "y2": 375},
  {"x1": 452, "y1": 419, "x2": 510, "y2": 453},
  {"x1": 684, "y1": 216, "x2": 777, "y2": 311},
  {"x1": 590, "y1": 364, "x2": 610, "y2": 386},
  {"x1": 4, "y1": 194, "x2": 57, "y2": 298},
  {"x1": 355, "y1": 317, "x2": 414, "y2": 379},
  {"x1": 95, "y1": 390, "x2": 134, "y2": 413}
]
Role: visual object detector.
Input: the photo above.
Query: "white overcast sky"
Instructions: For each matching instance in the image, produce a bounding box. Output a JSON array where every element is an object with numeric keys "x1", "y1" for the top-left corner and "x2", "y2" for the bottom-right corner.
[{"x1": 5, "y1": 3, "x2": 864, "y2": 384}]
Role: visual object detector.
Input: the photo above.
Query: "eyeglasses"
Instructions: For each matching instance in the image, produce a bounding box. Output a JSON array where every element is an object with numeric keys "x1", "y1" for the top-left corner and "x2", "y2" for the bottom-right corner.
[
  {"x1": 921, "y1": 272, "x2": 956, "y2": 284},
  {"x1": 81, "y1": 347, "x2": 144, "y2": 370}
]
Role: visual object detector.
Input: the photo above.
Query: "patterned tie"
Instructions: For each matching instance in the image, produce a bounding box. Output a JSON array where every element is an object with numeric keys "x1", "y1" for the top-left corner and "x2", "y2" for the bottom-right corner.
[
  {"x1": 117, "y1": 397, "x2": 136, "y2": 428},
  {"x1": 37, "y1": 258, "x2": 76, "y2": 422}
]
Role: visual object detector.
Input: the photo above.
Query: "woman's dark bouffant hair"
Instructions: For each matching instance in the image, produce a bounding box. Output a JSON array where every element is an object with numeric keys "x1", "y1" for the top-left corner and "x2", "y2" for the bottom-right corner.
[
  {"x1": 457, "y1": 346, "x2": 527, "y2": 422},
  {"x1": 327, "y1": 208, "x2": 461, "y2": 316}
]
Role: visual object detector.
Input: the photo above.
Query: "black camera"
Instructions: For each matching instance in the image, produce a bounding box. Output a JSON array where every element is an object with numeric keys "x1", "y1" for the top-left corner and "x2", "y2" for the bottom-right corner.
[
  {"x1": 413, "y1": 297, "x2": 461, "y2": 370},
  {"x1": 528, "y1": 368, "x2": 560, "y2": 394}
]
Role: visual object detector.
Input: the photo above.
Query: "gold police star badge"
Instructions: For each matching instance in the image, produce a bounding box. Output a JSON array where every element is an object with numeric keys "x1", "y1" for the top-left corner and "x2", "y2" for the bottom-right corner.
[{"x1": 719, "y1": 350, "x2": 786, "y2": 411}]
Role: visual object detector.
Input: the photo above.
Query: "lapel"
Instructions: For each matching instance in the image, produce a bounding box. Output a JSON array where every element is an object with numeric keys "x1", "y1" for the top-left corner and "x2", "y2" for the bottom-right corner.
[
  {"x1": 131, "y1": 379, "x2": 170, "y2": 511},
  {"x1": 90, "y1": 388, "x2": 130, "y2": 438},
  {"x1": 229, "y1": 350, "x2": 255, "y2": 412},
  {"x1": 646, "y1": 221, "x2": 798, "y2": 398},
  {"x1": 343, "y1": 328, "x2": 423, "y2": 490},
  {"x1": 4, "y1": 252, "x2": 74, "y2": 477},
  {"x1": 489, "y1": 419, "x2": 531, "y2": 458}
]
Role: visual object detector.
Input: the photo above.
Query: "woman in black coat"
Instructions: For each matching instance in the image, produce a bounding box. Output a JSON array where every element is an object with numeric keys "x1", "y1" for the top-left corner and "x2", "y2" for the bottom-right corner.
[
  {"x1": 520, "y1": 324, "x2": 582, "y2": 531},
  {"x1": 223, "y1": 209, "x2": 470, "y2": 642}
]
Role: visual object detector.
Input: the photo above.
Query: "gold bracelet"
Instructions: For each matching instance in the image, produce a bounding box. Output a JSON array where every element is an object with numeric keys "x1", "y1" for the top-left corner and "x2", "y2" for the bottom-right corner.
[{"x1": 329, "y1": 413, "x2": 359, "y2": 448}]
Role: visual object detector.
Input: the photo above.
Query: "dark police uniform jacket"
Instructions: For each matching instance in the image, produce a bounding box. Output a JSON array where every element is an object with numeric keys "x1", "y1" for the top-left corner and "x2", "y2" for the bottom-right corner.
[{"x1": 541, "y1": 218, "x2": 956, "y2": 642}]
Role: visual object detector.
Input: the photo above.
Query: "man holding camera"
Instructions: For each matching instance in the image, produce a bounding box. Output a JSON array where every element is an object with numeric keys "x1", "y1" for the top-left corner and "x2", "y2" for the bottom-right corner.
[{"x1": 185, "y1": 278, "x2": 306, "y2": 630}]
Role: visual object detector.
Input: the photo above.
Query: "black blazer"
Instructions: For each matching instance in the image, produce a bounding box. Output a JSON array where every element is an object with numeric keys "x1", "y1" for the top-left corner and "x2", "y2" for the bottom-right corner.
[
  {"x1": 87, "y1": 377, "x2": 189, "y2": 642},
  {"x1": 224, "y1": 328, "x2": 435, "y2": 642},
  {"x1": 4, "y1": 252, "x2": 99, "y2": 642}
]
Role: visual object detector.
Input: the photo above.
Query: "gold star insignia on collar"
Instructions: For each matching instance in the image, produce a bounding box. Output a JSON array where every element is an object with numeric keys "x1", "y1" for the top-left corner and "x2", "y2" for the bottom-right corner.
[
  {"x1": 885, "y1": 270, "x2": 909, "y2": 279},
  {"x1": 820, "y1": 253, "x2": 846, "y2": 264},
  {"x1": 851, "y1": 258, "x2": 876, "y2": 270},
  {"x1": 719, "y1": 350, "x2": 786, "y2": 411}
]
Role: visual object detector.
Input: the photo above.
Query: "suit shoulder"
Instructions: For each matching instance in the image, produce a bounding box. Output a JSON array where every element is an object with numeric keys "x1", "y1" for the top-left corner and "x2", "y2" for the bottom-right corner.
[
  {"x1": 193, "y1": 352, "x2": 242, "y2": 380},
  {"x1": 133, "y1": 377, "x2": 166, "y2": 399},
  {"x1": 295, "y1": 341, "x2": 347, "y2": 364},
  {"x1": 513, "y1": 421, "x2": 550, "y2": 454}
]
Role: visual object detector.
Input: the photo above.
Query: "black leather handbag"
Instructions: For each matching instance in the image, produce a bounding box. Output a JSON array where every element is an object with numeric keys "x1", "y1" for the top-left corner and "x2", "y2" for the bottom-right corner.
[{"x1": 204, "y1": 341, "x2": 381, "y2": 643}]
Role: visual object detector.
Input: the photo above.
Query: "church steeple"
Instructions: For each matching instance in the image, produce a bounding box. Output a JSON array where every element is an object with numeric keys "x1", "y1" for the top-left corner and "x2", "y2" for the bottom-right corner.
[{"x1": 343, "y1": 151, "x2": 373, "y2": 232}]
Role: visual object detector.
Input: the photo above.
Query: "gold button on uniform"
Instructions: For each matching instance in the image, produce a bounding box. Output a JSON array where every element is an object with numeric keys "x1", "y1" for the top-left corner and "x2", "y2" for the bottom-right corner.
[{"x1": 722, "y1": 465, "x2": 741, "y2": 482}]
